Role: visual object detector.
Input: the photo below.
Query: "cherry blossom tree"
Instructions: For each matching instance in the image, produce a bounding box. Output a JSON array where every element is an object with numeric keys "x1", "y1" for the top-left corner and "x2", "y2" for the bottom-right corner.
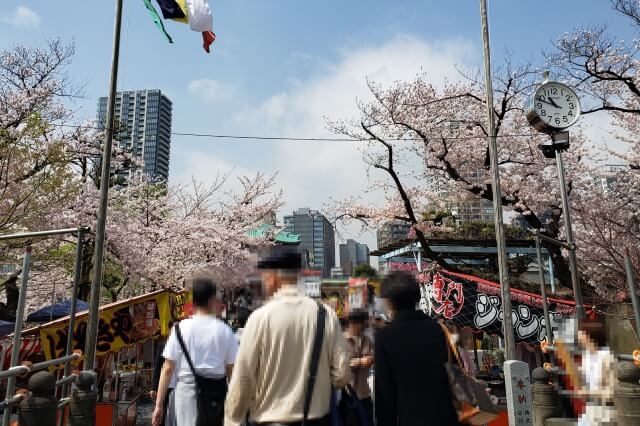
[
  {"x1": 0, "y1": 41, "x2": 284, "y2": 317},
  {"x1": 548, "y1": 0, "x2": 640, "y2": 299},
  {"x1": 328, "y1": 63, "x2": 590, "y2": 286}
]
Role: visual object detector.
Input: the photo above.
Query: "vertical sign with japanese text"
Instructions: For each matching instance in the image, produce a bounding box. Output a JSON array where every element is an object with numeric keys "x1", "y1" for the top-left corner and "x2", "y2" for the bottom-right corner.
[{"x1": 504, "y1": 360, "x2": 533, "y2": 425}]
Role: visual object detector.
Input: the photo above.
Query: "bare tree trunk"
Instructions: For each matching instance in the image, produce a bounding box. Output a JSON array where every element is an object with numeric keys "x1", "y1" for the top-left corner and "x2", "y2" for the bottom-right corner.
[{"x1": 0, "y1": 271, "x2": 21, "y2": 321}]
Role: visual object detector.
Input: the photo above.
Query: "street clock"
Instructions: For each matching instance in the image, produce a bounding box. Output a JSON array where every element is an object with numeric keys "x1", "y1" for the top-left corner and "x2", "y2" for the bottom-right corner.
[{"x1": 526, "y1": 81, "x2": 581, "y2": 133}]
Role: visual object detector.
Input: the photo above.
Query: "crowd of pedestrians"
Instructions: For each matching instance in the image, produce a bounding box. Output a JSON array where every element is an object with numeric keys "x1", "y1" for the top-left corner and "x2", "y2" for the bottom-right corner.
[{"x1": 151, "y1": 246, "x2": 461, "y2": 426}]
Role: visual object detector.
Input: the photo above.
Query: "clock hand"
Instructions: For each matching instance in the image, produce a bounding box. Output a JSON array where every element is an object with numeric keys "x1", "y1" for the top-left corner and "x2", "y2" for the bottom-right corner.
[
  {"x1": 536, "y1": 97, "x2": 557, "y2": 108},
  {"x1": 547, "y1": 97, "x2": 561, "y2": 108}
]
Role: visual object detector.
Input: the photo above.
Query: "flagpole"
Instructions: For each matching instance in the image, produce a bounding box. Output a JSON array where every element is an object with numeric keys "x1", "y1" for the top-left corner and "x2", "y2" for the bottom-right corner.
[
  {"x1": 84, "y1": 0, "x2": 124, "y2": 371},
  {"x1": 479, "y1": 0, "x2": 516, "y2": 361}
]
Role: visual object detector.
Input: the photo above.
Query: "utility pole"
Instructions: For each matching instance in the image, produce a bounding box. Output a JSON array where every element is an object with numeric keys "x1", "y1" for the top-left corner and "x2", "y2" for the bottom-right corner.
[
  {"x1": 479, "y1": 0, "x2": 515, "y2": 360},
  {"x1": 84, "y1": 0, "x2": 124, "y2": 370}
]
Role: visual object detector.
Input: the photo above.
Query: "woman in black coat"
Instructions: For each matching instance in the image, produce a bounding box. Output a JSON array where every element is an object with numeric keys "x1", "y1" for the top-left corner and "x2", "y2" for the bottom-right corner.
[{"x1": 375, "y1": 271, "x2": 459, "y2": 426}]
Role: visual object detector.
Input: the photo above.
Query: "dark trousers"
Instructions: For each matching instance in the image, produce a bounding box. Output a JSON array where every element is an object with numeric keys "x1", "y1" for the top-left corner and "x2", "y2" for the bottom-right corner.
[{"x1": 360, "y1": 397, "x2": 373, "y2": 425}]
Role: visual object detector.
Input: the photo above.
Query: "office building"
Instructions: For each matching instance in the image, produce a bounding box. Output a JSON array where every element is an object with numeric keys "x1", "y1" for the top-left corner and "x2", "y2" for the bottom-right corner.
[
  {"x1": 283, "y1": 208, "x2": 336, "y2": 277},
  {"x1": 339, "y1": 239, "x2": 370, "y2": 276},
  {"x1": 448, "y1": 197, "x2": 494, "y2": 224},
  {"x1": 592, "y1": 164, "x2": 627, "y2": 193},
  {"x1": 97, "y1": 89, "x2": 172, "y2": 182},
  {"x1": 377, "y1": 220, "x2": 412, "y2": 250}
]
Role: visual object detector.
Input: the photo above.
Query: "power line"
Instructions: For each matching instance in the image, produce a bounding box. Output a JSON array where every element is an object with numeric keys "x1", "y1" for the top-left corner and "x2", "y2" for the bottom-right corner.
[{"x1": 50, "y1": 122, "x2": 541, "y2": 142}]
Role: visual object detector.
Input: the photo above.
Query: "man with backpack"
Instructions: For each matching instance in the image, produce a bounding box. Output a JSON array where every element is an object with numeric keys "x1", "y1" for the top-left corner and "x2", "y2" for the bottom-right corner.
[
  {"x1": 224, "y1": 246, "x2": 351, "y2": 426},
  {"x1": 152, "y1": 276, "x2": 238, "y2": 426}
]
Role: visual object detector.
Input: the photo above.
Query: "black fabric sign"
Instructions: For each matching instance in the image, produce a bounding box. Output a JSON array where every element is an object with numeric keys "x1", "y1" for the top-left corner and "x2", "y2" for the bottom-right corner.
[{"x1": 418, "y1": 270, "x2": 576, "y2": 344}]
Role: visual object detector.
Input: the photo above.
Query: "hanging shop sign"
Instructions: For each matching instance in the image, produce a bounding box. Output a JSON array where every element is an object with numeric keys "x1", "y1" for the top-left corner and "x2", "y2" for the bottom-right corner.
[
  {"x1": 347, "y1": 278, "x2": 368, "y2": 312},
  {"x1": 419, "y1": 270, "x2": 578, "y2": 344},
  {"x1": 28, "y1": 290, "x2": 183, "y2": 361}
]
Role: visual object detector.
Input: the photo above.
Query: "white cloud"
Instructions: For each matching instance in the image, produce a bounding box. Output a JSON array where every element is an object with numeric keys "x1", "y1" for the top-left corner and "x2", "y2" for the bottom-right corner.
[
  {"x1": 231, "y1": 35, "x2": 477, "y2": 237},
  {"x1": 187, "y1": 78, "x2": 236, "y2": 103},
  {"x1": 4, "y1": 6, "x2": 41, "y2": 29},
  {"x1": 176, "y1": 34, "x2": 477, "y2": 252}
]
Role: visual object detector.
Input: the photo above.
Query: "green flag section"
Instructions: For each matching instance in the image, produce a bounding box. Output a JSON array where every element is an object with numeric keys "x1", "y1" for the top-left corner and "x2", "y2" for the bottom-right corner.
[{"x1": 142, "y1": 0, "x2": 174, "y2": 43}]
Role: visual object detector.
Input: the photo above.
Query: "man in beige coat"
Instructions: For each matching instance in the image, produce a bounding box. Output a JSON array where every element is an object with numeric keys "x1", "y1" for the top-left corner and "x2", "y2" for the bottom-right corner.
[{"x1": 225, "y1": 247, "x2": 350, "y2": 426}]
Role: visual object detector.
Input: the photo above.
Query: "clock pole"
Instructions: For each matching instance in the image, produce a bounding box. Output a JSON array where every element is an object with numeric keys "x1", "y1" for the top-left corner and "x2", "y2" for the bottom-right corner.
[{"x1": 549, "y1": 132, "x2": 586, "y2": 319}]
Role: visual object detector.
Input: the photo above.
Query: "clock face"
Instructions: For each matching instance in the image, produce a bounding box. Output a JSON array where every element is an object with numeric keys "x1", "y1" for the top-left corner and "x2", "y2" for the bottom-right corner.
[{"x1": 531, "y1": 82, "x2": 580, "y2": 130}]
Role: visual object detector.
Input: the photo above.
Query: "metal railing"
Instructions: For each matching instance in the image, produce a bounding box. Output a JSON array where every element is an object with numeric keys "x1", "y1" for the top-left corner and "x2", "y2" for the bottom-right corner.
[
  {"x1": 0, "y1": 227, "x2": 88, "y2": 426},
  {"x1": 0, "y1": 394, "x2": 24, "y2": 411},
  {"x1": 0, "y1": 352, "x2": 82, "y2": 381}
]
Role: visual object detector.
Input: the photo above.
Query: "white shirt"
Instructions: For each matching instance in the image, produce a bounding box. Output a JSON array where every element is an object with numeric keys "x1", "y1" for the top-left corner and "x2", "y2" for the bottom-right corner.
[{"x1": 163, "y1": 314, "x2": 238, "y2": 380}]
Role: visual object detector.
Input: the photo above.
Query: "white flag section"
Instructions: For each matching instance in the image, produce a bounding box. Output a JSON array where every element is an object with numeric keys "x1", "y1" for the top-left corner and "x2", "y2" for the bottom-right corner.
[{"x1": 186, "y1": 0, "x2": 213, "y2": 32}]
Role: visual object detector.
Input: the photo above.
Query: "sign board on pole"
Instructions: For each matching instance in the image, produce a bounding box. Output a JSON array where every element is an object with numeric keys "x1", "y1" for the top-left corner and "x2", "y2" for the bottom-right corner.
[{"x1": 504, "y1": 360, "x2": 533, "y2": 425}]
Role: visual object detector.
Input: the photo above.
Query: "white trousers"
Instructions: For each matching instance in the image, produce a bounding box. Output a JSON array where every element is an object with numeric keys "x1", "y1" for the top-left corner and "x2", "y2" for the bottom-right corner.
[{"x1": 174, "y1": 378, "x2": 199, "y2": 426}]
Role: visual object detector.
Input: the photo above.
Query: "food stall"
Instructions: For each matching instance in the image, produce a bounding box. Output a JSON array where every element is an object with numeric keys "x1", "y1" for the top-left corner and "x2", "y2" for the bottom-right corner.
[
  {"x1": 19, "y1": 289, "x2": 187, "y2": 426},
  {"x1": 418, "y1": 269, "x2": 583, "y2": 426}
]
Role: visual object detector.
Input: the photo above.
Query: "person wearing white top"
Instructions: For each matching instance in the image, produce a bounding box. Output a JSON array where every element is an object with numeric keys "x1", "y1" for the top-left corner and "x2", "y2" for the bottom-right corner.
[
  {"x1": 576, "y1": 320, "x2": 616, "y2": 426},
  {"x1": 153, "y1": 276, "x2": 238, "y2": 426}
]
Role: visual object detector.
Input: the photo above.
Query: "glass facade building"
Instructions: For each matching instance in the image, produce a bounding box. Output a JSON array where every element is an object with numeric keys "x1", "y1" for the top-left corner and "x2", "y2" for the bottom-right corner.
[
  {"x1": 339, "y1": 239, "x2": 370, "y2": 276},
  {"x1": 283, "y1": 208, "x2": 336, "y2": 278},
  {"x1": 97, "y1": 89, "x2": 172, "y2": 181}
]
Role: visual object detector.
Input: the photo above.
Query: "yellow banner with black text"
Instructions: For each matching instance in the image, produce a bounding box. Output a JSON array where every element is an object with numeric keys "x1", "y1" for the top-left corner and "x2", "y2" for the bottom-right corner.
[{"x1": 39, "y1": 290, "x2": 186, "y2": 361}]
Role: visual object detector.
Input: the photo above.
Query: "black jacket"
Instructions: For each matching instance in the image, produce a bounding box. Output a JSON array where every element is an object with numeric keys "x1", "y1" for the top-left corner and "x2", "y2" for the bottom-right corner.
[{"x1": 375, "y1": 310, "x2": 459, "y2": 426}]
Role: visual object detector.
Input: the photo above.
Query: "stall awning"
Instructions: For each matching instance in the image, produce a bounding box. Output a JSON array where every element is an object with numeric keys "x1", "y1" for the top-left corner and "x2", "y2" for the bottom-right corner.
[
  {"x1": 20, "y1": 289, "x2": 187, "y2": 361},
  {"x1": 26, "y1": 299, "x2": 90, "y2": 323}
]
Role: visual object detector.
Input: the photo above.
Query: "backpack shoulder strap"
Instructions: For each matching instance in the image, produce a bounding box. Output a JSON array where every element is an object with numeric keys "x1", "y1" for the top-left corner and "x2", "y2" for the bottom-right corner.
[
  {"x1": 174, "y1": 323, "x2": 197, "y2": 376},
  {"x1": 303, "y1": 301, "x2": 326, "y2": 426}
]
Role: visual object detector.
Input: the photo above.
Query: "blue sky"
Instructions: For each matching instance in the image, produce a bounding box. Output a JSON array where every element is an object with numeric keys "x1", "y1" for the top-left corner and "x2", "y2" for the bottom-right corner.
[{"x1": 0, "y1": 1, "x2": 632, "y2": 254}]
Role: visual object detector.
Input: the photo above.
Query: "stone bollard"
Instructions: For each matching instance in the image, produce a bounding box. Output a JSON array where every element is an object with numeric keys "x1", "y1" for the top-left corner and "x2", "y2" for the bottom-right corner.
[
  {"x1": 532, "y1": 367, "x2": 560, "y2": 426},
  {"x1": 69, "y1": 371, "x2": 97, "y2": 426},
  {"x1": 18, "y1": 371, "x2": 58, "y2": 426},
  {"x1": 615, "y1": 361, "x2": 640, "y2": 426}
]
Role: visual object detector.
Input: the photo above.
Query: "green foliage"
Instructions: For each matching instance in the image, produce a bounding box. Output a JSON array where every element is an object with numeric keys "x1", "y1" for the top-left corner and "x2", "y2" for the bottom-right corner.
[
  {"x1": 421, "y1": 209, "x2": 452, "y2": 224},
  {"x1": 457, "y1": 221, "x2": 529, "y2": 240},
  {"x1": 353, "y1": 263, "x2": 377, "y2": 279}
]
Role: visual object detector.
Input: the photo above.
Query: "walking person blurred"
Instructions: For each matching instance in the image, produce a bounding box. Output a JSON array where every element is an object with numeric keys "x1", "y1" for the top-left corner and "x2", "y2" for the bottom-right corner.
[
  {"x1": 340, "y1": 309, "x2": 374, "y2": 425},
  {"x1": 225, "y1": 246, "x2": 351, "y2": 426},
  {"x1": 153, "y1": 276, "x2": 238, "y2": 426},
  {"x1": 576, "y1": 319, "x2": 617, "y2": 426},
  {"x1": 375, "y1": 271, "x2": 459, "y2": 426}
]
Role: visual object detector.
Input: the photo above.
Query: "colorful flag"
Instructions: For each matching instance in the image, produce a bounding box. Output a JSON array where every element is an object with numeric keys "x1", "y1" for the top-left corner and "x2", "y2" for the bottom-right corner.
[
  {"x1": 170, "y1": 0, "x2": 189, "y2": 23},
  {"x1": 142, "y1": 0, "x2": 174, "y2": 43},
  {"x1": 185, "y1": 0, "x2": 213, "y2": 32},
  {"x1": 156, "y1": 0, "x2": 186, "y2": 20},
  {"x1": 144, "y1": 0, "x2": 216, "y2": 53},
  {"x1": 185, "y1": 0, "x2": 216, "y2": 53}
]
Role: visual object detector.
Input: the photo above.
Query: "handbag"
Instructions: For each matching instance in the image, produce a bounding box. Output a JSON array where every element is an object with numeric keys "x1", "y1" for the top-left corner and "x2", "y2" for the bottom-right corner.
[
  {"x1": 337, "y1": 385, "x2": 372, "y2": 426},
  {"x1": 439, "y1": 322, "x2": 498, "y2": 425},
  {"x1": 175, "y1": 323, "x2": 226, "y2": 426}
]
